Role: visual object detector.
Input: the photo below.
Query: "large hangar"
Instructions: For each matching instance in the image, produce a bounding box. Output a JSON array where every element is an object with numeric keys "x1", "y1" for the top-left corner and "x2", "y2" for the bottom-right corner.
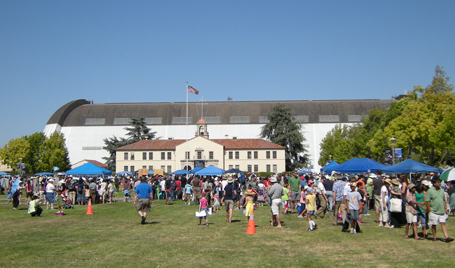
[{"x1": 43, "y1": 98, "x2": 393, "y2": 172}]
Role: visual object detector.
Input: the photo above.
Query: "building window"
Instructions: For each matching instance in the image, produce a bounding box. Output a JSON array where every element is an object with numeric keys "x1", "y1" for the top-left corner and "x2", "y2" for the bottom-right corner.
[
  {"x1": 131, "y1": 153, "x2": 135, "y2": 160},
  {"x1": 229, "y1": 165, "x2": 233, "y2": 169},
  {"x1": 130, "y1": 166, "x2": 135, "y2": 172},
  {"x1": 149, "y1": 152, "x2": 153, "y2": 160},
  {"x1": 247, "y1": 151, "x2": 252, "y2": 159},
  {"x1": 248, "y1": 165, "x2": 252, "y2": 172},
  {"x1": 266, "y1": 165, "x2": 271, "y2": 172},
  {"x1": 143, "y1": 152, "x2": 147, "y2": 160},
  {"x1": 197, "y1": 151, "x2": 202, "y2": 160},
  {"x1": 124, "y1": 166, "x2": 128, "y2": 171},
  {"x1": 185, "y1": 151, "x2": 190, "y2": 160},
  {"x1": 142, "y1": 165, "x2": 146, "y2": 169},
  {"x1": 229, "y1": 152, "x2": 233, "y2": 159},
  {"x1": 209, "y1": 151, "x2": 214, "y2": 160},
  {"x1": 161, "y1": 152, "x2": 165, "y2": 160},
  {"x1": 273, "y1": 164, "x2": 277, "y2": 173},
  {"x1": 161, "y1": 165, "x2": 165, "y2": 171},
  {"x1": 124, "y1": 152, "x2": 128, "y2": 160},
  {"x1": 235, "y1": 151, "x2": 239, "y2": 159},
  {"x1": 167, "y1": 152, "x2": 172, "y2": 160},
  {"x1": 273, "y1": 151, "x2": 277, "y2": 159},
  {"x1": 149, "y1": 165, "x2": 153, "y2": 171},
  {"x1": 254, "y1": 151, "x2": 258, "y2": 159},
  {"x1": 167, "y1": 165, "x2": 172, "y2": 173},
  {"x1": 266, "y1": 151, "x2": 270, "y2": 159},
  {"x1": 254, "y1": 165, "x2": 258, "y2": 172},
  {"x1": 235, "y1": 165, "x2": 239, "y2": 170}
]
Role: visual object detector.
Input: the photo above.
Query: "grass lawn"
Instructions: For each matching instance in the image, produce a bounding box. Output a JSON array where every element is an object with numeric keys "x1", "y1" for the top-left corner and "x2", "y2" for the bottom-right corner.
[{"x1": 1, "y1": 197, "x2": 454, "y2": 267}]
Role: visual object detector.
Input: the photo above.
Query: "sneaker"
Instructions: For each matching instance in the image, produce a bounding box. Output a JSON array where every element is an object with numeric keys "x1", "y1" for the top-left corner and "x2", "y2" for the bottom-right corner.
[
  {"x1": 141, "y1": 216, "x2": 146, "y2": 224},
  {"x1": 307, "y1": 228, "x2": 313, "y2": 231},
  {"x1": 314, "y1": 223, "x2": 317, "y2": 229},
  {"x1": 298, "y1": 215, "x2": 304, "y2": 219},
  {"x1": 350, "y1": 229, "x2": 354, "y2": 234},
  {"x1": 234, "y1": 208, "x2": 240, "y2": 210},
  {"x1": 354, "y1": 229, "x2": 357, "y2": 234},
  {"x1": 445, "y1": 237, "x2": 454, "y2": 243}
]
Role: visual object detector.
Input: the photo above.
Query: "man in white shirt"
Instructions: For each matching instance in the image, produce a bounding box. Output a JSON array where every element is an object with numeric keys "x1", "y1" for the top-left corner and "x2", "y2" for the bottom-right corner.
[{"x1": 315, "y1": 177, "x2": 329, "y2": 218}]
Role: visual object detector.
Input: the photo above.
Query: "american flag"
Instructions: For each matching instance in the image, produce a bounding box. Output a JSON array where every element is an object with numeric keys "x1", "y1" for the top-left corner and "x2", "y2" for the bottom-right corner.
[{"x1": 187, "y1": 85, "x2": 199, "y2": 95}]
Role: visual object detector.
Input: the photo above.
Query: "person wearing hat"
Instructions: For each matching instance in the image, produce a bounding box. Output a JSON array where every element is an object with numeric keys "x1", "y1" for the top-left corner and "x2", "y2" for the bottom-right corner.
[
  {"x1": 346, "y1": 182, "x2": 362, "y2": 234},
  {"x1": 425, "y1": 177, "x2": 454, "y2": 242},
  {"x1": 268, "y1": 176, "x2": 284, "y2": 228},
  {"x1": 221, "y1": 175, "x2": 237, "y2": 223},
  {"x1": 45, "y1": 179, "x2": 55, "y2": 210},
  {"x1": 243, "y1": 189, "x2": 255, "y2": 220},
  {"x1": 405, "y1": 184, "x2": 422, "y2": 240}
]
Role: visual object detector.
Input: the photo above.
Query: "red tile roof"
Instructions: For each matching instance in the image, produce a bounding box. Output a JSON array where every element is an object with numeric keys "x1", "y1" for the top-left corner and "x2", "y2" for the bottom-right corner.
[
  {"x1": 116, "y1": 138, "x2": 283, "y2": 151},
  {"x1": 84, "y1": 159, "x2": 108, "y2": 168}
]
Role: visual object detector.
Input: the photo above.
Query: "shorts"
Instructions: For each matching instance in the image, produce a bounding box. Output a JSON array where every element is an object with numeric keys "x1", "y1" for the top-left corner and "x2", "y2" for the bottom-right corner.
[
  {"x1": 282, "y1": 200, "x2": 288, "y2": 209},
  {"x1": 271, "y1": 199, "x2": 282, "y2": 216},
  {"x1": 374, "y1": 195, "x2": 381, "y2": 210},
  {"x1": 136, "y1": 198, "x2": 151, "y2": 212},
  {"x1": 46, "y1": 193, "x2": 54, "y2": 203},
  {"x1": 26, "y1": 192, "x2": 33, "y2": 198},
  {"x1": 350, "y1": 210, "x2": 359, "y2": 221},
  {"x1": 123, "y1": 190, "x2": 130, "y2": 196},
  {"x1": 199, "y1": 208, "x2": 207, "y2": 219},
  {"x1": 417, "y1": 212, "x2": 426, "y2": 226},
  {"x1": 429, "y1": 212, "x2": 446, "y2": 226},
  {"x1": 406, "y1": 211, "x2": 417, "y2": 224},
  {"x1": 307, "y1": 210, "x2": 314, "y2": 215},
  {"x1": 291, "y1": 191, "x2": 300, "y2": 202},
  {"x1": 224, "y1": 200, "x2": 234, "y2": 211}
]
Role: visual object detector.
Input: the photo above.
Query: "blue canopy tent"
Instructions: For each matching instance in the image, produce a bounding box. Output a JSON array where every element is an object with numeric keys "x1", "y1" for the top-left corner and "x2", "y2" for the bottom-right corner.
[
  {"x1": 66, "y1": 162, "x2": 112, "y2": 176},
  {"x1": 116, "y1": 171, "x2": 132, "y2": 176},
  {"x1": 148, "y1": 170, "x2": 154, "y2": 175},
  {"x1": 195, "y1": 166, "x2": 226, "y2": 176},
  {"x1": 170, "y1": 169, "x2": 190, "y2": 175},
  {"x1": 0, "y1": 171, "x2": 10, "y2": 175},
  {"x1": 325, "y1": 158, "x2": 387, "y2": 174},
  {"x1": 297, "y1": 170, "x2": 312, "y2": 174},
  {"x1": 321, "y1": 161, "x2": 339, "y2": 173},
  {"x1": 381, "y1": 159, "x2": 439, "y2": 173},
  {"x1": 190, "y1": 167, "x2": 203, "y2": 174},
  {"x1": 35, "y1": 172, "x2": 54, "y2": 176}
]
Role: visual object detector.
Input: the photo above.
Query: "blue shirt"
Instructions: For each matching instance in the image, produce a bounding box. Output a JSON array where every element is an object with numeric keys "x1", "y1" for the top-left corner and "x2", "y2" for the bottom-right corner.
[
  {"x1": 134, "y1": 182, "x2": 153, "y2": 199},
  {"x1": 333, "y1": 180, "x2": 347, "y2": 202}
]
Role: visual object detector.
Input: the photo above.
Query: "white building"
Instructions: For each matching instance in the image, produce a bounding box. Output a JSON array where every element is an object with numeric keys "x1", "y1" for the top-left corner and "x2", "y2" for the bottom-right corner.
[{"x1": 44, "y1": 99, "x2": 393, "y2": 172}]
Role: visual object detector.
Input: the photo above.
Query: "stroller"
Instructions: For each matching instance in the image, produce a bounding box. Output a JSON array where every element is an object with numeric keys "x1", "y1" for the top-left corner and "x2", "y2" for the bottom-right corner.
[{"x1": 63, "y1": 196, "x2": 74, "y2": 209}]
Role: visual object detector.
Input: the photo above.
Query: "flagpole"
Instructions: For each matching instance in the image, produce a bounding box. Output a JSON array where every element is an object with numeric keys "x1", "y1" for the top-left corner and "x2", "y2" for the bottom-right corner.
[{"x1": 186, "y1": 82, "x2": 189, "y2": 171}]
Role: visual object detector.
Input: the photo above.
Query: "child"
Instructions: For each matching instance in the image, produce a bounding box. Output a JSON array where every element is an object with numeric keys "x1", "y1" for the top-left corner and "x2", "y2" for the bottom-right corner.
[
  {"x1": 198, "y1": 192, "x2": 209, "y2": 226},
  {"x1": 85, "y1": 185, "x2": 91, "y2": 204},
  {"x1": 243, "y1": 189, "x2": 255, "y2": 220},
  {"x1": 213, "y1": 193, "x2": 220, "y2": 211},
  {"x1": 28, "y1": 195, "x2": 43, "y2": 217},
  {"x1": 305, "y1": 188, "x2": 317, "y2": 231},
  {"x1": 346, "y1": 183, "x2": 362, "y2": 234},
  {"x1": 282, "y1": 183, "x2": 290, "y2": 214},
  {"x1": 298, "y1": 187, "x2": 307, "y2": 218},
  {"x1": 54, "y1": 189, "x2": 65, "y2": 214},
  {"x1": 184, "y1": 183, "x2": 193, "y2": 206}
]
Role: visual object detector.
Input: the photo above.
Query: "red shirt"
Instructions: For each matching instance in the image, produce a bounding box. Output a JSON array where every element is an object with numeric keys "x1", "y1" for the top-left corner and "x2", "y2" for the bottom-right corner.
[{"x1": 175, "y1": 180, "x2": 181, "y2": 191}]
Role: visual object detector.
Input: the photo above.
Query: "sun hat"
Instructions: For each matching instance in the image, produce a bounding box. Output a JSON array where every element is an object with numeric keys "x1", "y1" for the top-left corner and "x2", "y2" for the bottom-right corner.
[
  {"x1": 227, "y1": 176, "x2": 234, "y2": 183},
  {"x1": 245, "y1": 189, "x2": 255, "y2": 196},
  {"x1": 422, "y1": 180, "x2": 431, "y2": 187},
  {"x1": 270, "y1": 176, "x2": 278, "y2": 183},
  {"x1": 369, "y1": 173, "x2": 377, "y2": 178},
  {"x1": 384, "y1": 178, "x2": 392, "y2": 184},
  {"x1": 308, "y1": 180, "x2": 314, "y2": 185},
  {"x1": 391, "y1": 179, "x2": 400, "y2": 186},
  {"x1": 408, "y1": 183, "x2": 416, "y2": 189},
  {"x1": 307, "y1": 188, "x2": 313, "y2": 192}
]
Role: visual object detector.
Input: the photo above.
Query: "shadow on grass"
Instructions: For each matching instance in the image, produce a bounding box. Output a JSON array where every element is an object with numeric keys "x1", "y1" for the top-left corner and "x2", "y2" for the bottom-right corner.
[{"x1": 145, "y1": 221, "x2": 159, "y2": 224}]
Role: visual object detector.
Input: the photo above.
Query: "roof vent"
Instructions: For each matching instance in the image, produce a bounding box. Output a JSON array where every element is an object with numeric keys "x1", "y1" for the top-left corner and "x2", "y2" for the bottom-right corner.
[
  {"x1": 232, "y1": 136, "x2": 237, "y2": 140},
  {"x1": 168, "y1": 137, "x2": 174, "y2": 141}
]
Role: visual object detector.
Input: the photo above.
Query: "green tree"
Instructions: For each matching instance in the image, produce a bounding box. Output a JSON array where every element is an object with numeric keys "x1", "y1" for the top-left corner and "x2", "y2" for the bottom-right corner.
[
  {"x1": 125, "y1": 118, "x2": 156, "y2": 142},
  {"x1": 40, "y1": 132, "x2": 70, "y2": 172},
  {"x1": 0, "y1": 138, "x2": 29, "y2": 175},
  {"x1": 260, "y1": 104, "x2": 307, "y2": 171},
  {"x1": 24, "y1": 132, "x2": 46, "y2": 174},
  {"x1": 103, "y1": 136, "x2": 130, "y2": 172}
]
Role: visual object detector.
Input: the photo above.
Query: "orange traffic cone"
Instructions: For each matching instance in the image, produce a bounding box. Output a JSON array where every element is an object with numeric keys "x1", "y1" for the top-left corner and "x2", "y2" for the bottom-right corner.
[
  {"x1": 86, "y1": 198, "x2": 93, "y2": 215},
  {"x1": 246, "y1": 210, "x2": 256, "y2": 234}
]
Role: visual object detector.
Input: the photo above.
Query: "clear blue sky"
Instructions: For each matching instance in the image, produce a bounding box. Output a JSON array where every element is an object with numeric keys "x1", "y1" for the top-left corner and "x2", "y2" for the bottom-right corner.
[{"x1": 1, "y1": 1, "x2": 454, "y2": 147}]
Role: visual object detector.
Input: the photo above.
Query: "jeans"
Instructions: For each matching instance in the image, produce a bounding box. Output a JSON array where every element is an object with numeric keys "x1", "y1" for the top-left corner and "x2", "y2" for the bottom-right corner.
[{"x1": 325, "y1": 191, "x2": 333, "y2": 211}]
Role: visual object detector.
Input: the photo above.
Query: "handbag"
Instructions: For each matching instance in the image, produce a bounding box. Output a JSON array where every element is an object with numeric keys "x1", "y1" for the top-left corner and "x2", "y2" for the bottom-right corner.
[{"x1": 390, "y1": 198, "x2": 402, "y2": 213}]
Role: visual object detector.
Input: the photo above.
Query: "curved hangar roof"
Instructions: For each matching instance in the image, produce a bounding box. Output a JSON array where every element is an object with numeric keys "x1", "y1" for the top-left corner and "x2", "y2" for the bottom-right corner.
[{"x1": 47, "y1": 99, "x2": 393, "y2": 127}]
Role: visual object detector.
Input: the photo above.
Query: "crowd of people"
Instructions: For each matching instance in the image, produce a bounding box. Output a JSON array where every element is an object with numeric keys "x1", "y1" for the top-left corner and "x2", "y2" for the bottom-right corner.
[{"x1": 2, "y1": 169, "x2": 455, "y2": 242}]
